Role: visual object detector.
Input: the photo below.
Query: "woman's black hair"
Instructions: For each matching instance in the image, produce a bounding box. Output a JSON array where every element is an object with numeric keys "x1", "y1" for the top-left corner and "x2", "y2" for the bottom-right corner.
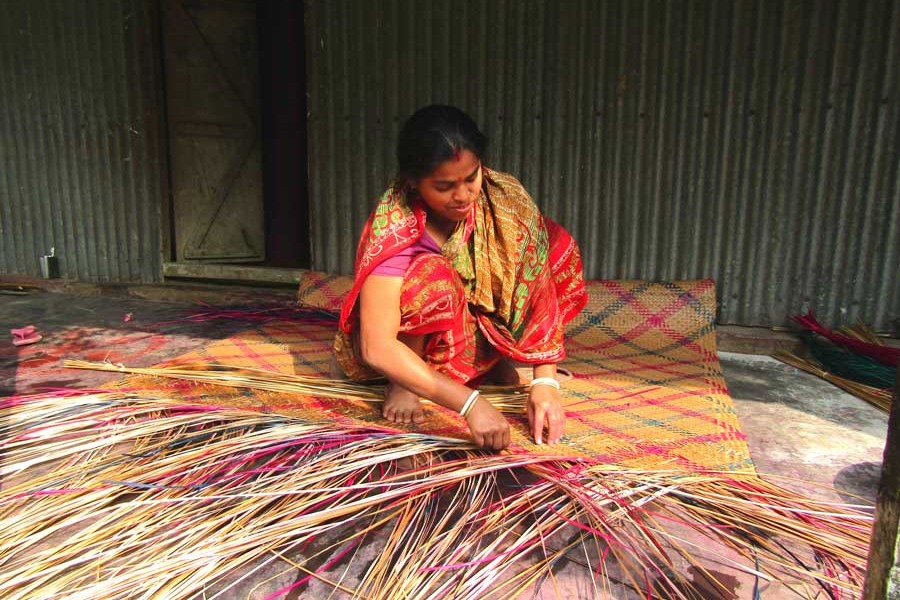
[{"x1": 396, "y1": 105, "x2": 488, "y2": 183}]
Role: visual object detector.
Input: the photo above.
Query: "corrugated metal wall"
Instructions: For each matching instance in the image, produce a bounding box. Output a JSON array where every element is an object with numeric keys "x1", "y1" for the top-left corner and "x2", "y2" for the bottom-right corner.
[
  {"x1": 306, "y1": 0, "x2": 900, "y2": 329},
  {"x1": 0, "y1": 0, "x2": 166, "y2": 282}
]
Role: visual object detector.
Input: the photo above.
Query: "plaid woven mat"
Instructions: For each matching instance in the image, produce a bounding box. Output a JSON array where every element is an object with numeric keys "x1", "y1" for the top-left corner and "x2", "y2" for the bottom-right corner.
[{"x1": 118, "y1": 275, "x2": 753, "y2": 473}]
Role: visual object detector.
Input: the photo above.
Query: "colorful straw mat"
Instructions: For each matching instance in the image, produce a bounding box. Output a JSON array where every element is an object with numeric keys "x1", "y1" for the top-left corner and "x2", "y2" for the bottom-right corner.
[{"x1": 117, "y1": 275, "x2": 752, "y2": 473}]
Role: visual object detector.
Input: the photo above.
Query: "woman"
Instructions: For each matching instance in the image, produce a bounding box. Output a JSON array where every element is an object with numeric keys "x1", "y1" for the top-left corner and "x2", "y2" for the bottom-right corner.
[{"x1": 334, "y1": 105, "x2": 587, "y2": 450}]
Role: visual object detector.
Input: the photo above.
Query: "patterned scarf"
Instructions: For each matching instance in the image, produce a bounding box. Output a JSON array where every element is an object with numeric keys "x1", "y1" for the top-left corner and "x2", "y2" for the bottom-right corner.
[{"x1": 339, "y1": 168, "x2": 578, "y2": 363}]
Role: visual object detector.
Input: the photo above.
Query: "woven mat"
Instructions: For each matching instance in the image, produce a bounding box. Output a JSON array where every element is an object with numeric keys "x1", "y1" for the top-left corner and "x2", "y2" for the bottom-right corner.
[{"x1": 117, "y1": 276, "x2": 753, "y2": 473}]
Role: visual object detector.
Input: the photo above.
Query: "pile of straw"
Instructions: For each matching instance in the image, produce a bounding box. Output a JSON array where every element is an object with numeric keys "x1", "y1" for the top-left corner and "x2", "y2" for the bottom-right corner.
[
  {"x1": 0, "y1": 385, "x2": 872, "y2": 599},
  {"x1": 63, "y1": 359, "x2": 530, "y2": 413},
  {"x1": 775, "y1": 350, "x2": 892, "y2": 412},
  {"x1": 778, "y1": 316, "x2": 896, "y2": 412}
]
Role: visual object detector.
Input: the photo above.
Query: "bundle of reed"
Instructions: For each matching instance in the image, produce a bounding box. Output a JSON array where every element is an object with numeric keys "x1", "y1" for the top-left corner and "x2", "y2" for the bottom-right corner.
[
  {"x1": 792, "y1": 311, "x2": 899, "y2": 366},
  {"x1": 0, "y1": 390, "x2": 871, "y2": 599},
  {"x1": 838, "y1": 322, "x2": 886, "y2": 344},
  {"x1": 774, "y1": 350, "x2": 892, "y2": 412},
  {"x1": 799, "y1": 331, "x2": 896, "y2": 389},
  {"x1": 63, "y1": 359, "x2": 528, "y2": 414}
]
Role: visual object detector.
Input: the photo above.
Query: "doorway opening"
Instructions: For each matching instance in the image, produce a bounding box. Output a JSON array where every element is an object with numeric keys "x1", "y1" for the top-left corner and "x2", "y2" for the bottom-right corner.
[{"x1": 258, "y1": 0, "x2": 309, "y2": 269}]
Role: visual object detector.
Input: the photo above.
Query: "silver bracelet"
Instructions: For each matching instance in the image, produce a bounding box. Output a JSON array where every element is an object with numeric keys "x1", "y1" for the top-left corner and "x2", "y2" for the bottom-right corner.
[
  {"x1": 529, "y1": 377, "x2": 560, "y2": 390},
  {"x1": 460, "y1": 389, "x2": 481, "y2": 417}
]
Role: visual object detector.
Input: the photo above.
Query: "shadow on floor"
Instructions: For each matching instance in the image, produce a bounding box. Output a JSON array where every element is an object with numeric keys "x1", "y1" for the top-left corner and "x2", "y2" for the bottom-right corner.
[{"x1": 833, "y1": 461, "x2": 882, "y2": 505}]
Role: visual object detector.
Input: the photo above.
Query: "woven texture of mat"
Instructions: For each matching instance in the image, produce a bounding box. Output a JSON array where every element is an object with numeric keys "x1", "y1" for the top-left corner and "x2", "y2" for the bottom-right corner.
[
  {"x1": 5, "y1": 275, "x2": 871, "y2": 600},
  {"x1": 118, "y1": 275, "x2": 752, "y2": 472}
]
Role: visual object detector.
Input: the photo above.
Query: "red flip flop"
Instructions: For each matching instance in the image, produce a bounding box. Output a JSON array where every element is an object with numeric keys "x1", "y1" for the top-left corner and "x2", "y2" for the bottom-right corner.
[
  {"x1": 10, "y1": 325, "x2": 36, "y2": 337},
  {"x1": 11, "y1": 325, "x2": 42, "y2": 346}
]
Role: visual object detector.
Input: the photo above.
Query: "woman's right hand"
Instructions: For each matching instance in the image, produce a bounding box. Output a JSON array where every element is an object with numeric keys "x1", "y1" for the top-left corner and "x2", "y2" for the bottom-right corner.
[{"x1": 465, "y1": 399, "x2": 510, "y2": 450}]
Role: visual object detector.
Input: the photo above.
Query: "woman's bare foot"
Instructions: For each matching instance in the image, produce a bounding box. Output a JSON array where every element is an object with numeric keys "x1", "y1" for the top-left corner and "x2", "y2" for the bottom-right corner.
[{"x1": 383, "y1": 382, "x2": 426, "y2": 424}]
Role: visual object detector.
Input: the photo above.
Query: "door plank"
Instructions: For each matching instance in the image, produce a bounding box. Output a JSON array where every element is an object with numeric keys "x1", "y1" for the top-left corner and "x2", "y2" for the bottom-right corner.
[{"x1": 164, "y1": 0, "x2": 265, "y2": 262}]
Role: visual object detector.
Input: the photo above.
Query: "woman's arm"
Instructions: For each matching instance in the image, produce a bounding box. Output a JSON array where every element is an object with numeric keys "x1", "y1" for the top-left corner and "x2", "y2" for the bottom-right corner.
[
  {"x1": 528, "y1": 363, "x2": 565, "y2": 444},
  {"x1": 358, "y1": 274, "x2": 511, "y2": 450}
]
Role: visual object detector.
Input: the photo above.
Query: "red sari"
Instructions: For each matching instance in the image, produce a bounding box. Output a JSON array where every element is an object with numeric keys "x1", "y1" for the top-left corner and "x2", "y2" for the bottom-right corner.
[{"x1": 334, "y1": 168, "x2": 587, "y2": 383}]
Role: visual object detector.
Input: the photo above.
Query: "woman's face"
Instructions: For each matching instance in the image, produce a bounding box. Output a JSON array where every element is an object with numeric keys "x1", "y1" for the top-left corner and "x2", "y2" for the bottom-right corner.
[{"x1": 415, "y1": 149, "x2": 483, "y2": 224}]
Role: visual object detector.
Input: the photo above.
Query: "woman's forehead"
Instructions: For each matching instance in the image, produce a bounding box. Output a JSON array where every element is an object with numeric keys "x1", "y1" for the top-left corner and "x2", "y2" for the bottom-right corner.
[{"x1": 426, "y1": 149, "x2": 481, "y2": 181}]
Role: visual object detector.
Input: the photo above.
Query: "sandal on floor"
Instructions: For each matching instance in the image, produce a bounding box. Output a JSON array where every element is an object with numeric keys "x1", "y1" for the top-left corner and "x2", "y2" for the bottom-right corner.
[
  {"x1": 11, "y1": 325, "x2": 42, "y2": 346},
  {"x1": 10, "y1": 325, "x2": 36, "y2": 337}
]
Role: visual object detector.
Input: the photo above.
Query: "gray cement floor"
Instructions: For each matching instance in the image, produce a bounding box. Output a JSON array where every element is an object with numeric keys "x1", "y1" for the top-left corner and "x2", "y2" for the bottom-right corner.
[
  {"x1": 723, "y1": 352, "x2": 887, "y2": 503},
  {"x1": 0, "y1": 290, "x2": 889, "y2": 599}
]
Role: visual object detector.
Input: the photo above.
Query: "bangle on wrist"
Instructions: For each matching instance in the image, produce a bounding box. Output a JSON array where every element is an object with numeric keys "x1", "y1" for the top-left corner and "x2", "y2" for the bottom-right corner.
[
  {"x1": 459, "y1": 389, "x2": 480, "y2": 417},
  {"x1": 530, "y1": 376, "x2": 560, "y2": 390}
]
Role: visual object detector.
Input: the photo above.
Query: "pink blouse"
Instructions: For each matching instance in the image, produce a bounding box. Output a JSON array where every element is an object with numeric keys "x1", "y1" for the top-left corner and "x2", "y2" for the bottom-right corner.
[{"x1": 370, "y1": 230, "x2": 442, "y2": 276}]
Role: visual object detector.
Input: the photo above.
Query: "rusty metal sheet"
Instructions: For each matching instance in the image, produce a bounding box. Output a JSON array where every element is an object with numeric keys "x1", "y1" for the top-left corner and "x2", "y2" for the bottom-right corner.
[
  {"x1": 0, "y1": 0, "x2": 166, "y2": 283},
  {"x1": 305, "y1": 0, "x2": 899, "y2": 329}
]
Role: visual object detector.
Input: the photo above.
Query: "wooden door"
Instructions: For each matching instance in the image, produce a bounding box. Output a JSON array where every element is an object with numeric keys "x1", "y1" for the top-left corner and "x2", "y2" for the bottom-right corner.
[{"x1": 163, "y1": 0, "x2": 264, "y2": 262}]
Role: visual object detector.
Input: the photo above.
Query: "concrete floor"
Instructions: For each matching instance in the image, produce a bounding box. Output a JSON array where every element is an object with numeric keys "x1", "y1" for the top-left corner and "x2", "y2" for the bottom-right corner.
[{"x1": 0, "y1": 288, "x2": 889, "y2": 599}]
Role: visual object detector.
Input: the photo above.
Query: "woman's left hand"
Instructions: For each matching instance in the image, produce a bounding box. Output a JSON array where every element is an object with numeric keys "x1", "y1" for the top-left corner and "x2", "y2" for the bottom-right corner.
[{"x1": 527, "y1": 384, "x2": 565, "y2": 445}]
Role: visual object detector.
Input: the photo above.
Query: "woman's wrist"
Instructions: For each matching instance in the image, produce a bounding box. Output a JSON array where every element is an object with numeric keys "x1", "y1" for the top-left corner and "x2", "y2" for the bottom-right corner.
[
  {"x1": 429, "y1": 378, "x2": 483, "y2": 415},
  {"x1": 532, "y1": 363, "x2": 558, "y2": 381}
]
